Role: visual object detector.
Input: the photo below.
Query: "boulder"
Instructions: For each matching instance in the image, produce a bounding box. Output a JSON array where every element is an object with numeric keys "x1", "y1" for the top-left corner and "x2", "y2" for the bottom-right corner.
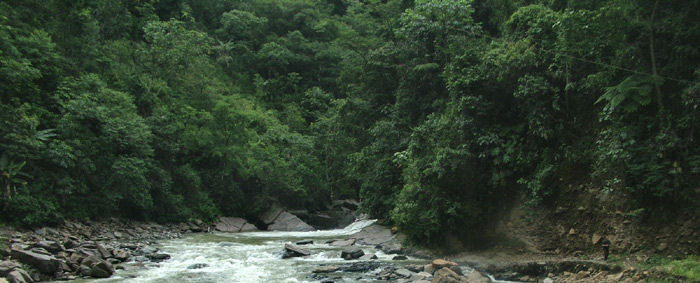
[
  {"x1": 261, "y1": 206, "x2": 285, "y2": 225},
  {"x1": 147, "y1": 253, "x2": 171, "y2": 262},
  {"x1": 329, "y1": 239, "x2": 355, "y2": 247},
  {"x1": 81, "y1": 255, "x2": 114, "y2": 278},
  {"x1": 358, "y1": 254, "x2": 378, "y2": 260},
  {"x1": 0, "y1": 260, "x2": 20, "y2": 276},
  {"x1": 296, "y1": 240, "x2": 314, "y2": 245},
  {"x1": 95, "y1": 243, "x2": 111, "y2": 259},
  {"x1": 7, "y1": 269, "x2": 33, "y2": 283},
  {"x1": 267, "y1": 212, "x2": 314, "y2": 232},
  {"x1": 187, "y1": 263, "x2": 208, "y2": 269},
  {"x1": 424, "y1": 264, "x2": 436, "y2": 274},
  {"x1": 10, "y1": 249, "x2": 59, "y2": 274},
  {"x1": 432, "y1": 267, "x2": 461, "y2": 283},
  {"x1": 432, "y1": 259, "x2": 458, "y2": 269},
  {"x1": 282, "y1": 243, "x2": 310, "y2": 259},
  {"x1": 340, "y1": 247, "x2": 364, "y2": 260},
  {"x1": 112, "y1": 249, "x2": 130, "y2": 261},
  {"x1": 392, "y1": 255, "x2": 408, "y2": 260},
  {"x1": 239, "y1": 223, "x2": 258, "y2": 232},
  {"x1": 395, "y1": 268, "x2": 413, "y2": 278},
  {"x1": 313, "y1": 266, "x2": 339, "y2": 273},
  {"x1": 34, "y1": 241, "x2": 63, "y2": 253},
  {"x1": 214, "y1": 217, "x2": 248, "y2": 233},
  {"x1": 465, "y1": 270, "x2": 490, "y2": 283},
  {"x1": 592, "y1": 233, "x2": 602, "y2": 245},
  {"x1": 351, "y1": 224, "x2": 394, "y2": 245}
]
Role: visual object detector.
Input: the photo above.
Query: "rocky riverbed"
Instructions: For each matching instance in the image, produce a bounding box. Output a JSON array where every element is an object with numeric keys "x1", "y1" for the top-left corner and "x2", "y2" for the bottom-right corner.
[{"x1": 1, "y1": 204, "x2": 687, "y2": 283}]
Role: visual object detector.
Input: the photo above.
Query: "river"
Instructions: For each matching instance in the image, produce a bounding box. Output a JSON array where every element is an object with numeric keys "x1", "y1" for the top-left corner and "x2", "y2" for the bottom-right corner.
[{"x1": 77, "y1": 220, "x2": 437, "y2": 282}]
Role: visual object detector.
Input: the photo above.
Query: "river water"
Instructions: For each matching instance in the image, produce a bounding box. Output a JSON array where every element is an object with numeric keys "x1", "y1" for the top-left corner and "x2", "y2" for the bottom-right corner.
[{"x1": 85, "y1": 220, "x2": 432, "y2": 282}]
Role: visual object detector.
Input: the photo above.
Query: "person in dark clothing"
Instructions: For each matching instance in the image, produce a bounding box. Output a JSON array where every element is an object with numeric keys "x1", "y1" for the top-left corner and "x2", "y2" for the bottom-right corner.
[{"x1": 601, "y1": 237, "x2": 611, "y2": 260}]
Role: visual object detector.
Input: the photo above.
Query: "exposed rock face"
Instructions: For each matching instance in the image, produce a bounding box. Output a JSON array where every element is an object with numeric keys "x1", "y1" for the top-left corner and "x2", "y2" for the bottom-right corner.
[
  {"x1": 282, "y1": 243, "x2": 311, "y2": 259},
  {"x1": 10, "y1": 249, "x2": 59, "y2": 274},
  {"x1": 214, "y1": 217, "x2": 248, "y2": 232},
  {"x1": 267, "y1": 212, "x2": 315, "y2": 232},
  {"x1": 340, "y1": 247, "x2": 364, "y2": 260},
  {"x1": 261, "y1": 206, "x2": 285, "y2": 225},
  {"x1": 351, "y1": 223, "x2": 394, "y2": 245}
]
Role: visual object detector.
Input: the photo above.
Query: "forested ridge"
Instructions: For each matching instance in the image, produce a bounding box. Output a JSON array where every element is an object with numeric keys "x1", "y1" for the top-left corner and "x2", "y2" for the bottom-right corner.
[{"x1": 1, "y1": 0, "x2": 698, "y2": 245}]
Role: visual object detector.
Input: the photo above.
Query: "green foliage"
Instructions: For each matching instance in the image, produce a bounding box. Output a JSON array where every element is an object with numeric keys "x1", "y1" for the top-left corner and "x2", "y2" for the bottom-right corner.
[
  {"x1": 639, "y1": 255, "x2": 700, "y2": 281},
  {"x1": 0, "y1": 0, "x2": 697, "y2": 246}
]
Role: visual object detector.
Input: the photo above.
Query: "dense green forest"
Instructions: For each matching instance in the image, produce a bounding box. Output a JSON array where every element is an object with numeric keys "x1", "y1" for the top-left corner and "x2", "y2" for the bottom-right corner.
[{"x1": 1, "y1": 0, "x2": 698, "y2": 244}]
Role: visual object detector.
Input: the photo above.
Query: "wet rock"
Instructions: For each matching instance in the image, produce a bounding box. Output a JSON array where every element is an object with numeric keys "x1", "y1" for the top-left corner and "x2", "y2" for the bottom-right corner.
[
  {"x1": 187, "y1": 263, "x2": 208, "y2": 269},
  {"x1": 296, "y1": 240, "x2": 314, "y2": 245},
  {"x1": 378, "y1": 242, "x2": 402, "y2": 254},
  {"x1": 395, "y1": 268, "x2": 413, "y2": 278},
  {"x1": 392, "y1": 255, "x2": 408, "y2": 260},
  {"x1": 339, "y1": 262, "x2": 380, "y2": 272},
  {"x1": 358, "y1": 254, "x2": 378, "y2": 260},
  {"x1": 543, "y1": 278, "x2": 554, "y2": 283},
  {"x1": 313, "y1": 266, "x2": 339, "y2": 273},
  {"x1": 147, "y1": 253, "x2": 171, "y2": 262},
  {"x1": 267, "y1": 212, "x2": 315, "y2": 232},
  {"x1": 283, "y1": 243, "x2": 310, "y2": 258},
  {"x1": 214, "y1": 217, "x2": 248, "y2": 233},
  {"x1": 465, "y1": 269, "x2": 489, "y2": 283},
  {"x1": 329, "y1": 239, "x2": 355, "y2": 246},
  {"x1": 10, "y1": 249, "x2": 60, "y2": 274},
  {"x1": 341, "y1": 247, "x2": 364, "y2": 260}
]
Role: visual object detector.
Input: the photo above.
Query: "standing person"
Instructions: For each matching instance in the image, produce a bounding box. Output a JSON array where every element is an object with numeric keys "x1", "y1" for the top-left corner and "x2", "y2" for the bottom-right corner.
[{"x1": 601, "y1": 237, "x2": 611, "y2": 260}]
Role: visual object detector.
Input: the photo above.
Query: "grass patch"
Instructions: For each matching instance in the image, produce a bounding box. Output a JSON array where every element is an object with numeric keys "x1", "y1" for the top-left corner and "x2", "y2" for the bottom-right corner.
[{"x1": 638, "y1": 255, "x2": 700, "y2": 281}]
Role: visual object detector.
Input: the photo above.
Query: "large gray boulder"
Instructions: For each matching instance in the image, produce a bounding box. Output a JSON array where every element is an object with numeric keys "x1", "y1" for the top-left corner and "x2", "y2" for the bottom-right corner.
[
  {"x1": 7, "y1": 269, "x2": 33, "y2": 283},
  {"x1": 34, "y1": 241, "x2": 63, "y2": 253},
  {"x1": 261, "y1": 206, "x2": 285, "y2": 225},
  {"x1": 81, "y1": 255, "x2": 114, "y2": 278},
  {"x1": 239, "y1": 223, "x2": 258, "y2": 232},
  {"x1": 267, "y1": 212, "x2": 314, "y2": 231},
  {"x1": 282, "y1": 243, "x2": 310, "y2": 259},
  {"x1": 340, "y1": 247, "x2": 364, "y2": 260},
  {"x1": 214, "y1": 217, "x2": 248, "y2": 232},
  {"x1": 0, "y1": 260, "x2": 20, "y2": 276},
  {"x1": 351, "y1": 224, "x2": 394, "y2": 245},
  {"x1": 10, "y1": 249, "x2": 59, "y2": 274}
]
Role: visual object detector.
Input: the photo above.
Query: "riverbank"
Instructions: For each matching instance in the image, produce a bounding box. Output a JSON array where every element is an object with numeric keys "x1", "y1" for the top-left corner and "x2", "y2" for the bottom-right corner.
[
  {"x1": 0, "y1": 218, "x2": 204, "y2": 282},
  {"x1": 2, "y1": 215, "x2": 697, "y2": 282}
]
